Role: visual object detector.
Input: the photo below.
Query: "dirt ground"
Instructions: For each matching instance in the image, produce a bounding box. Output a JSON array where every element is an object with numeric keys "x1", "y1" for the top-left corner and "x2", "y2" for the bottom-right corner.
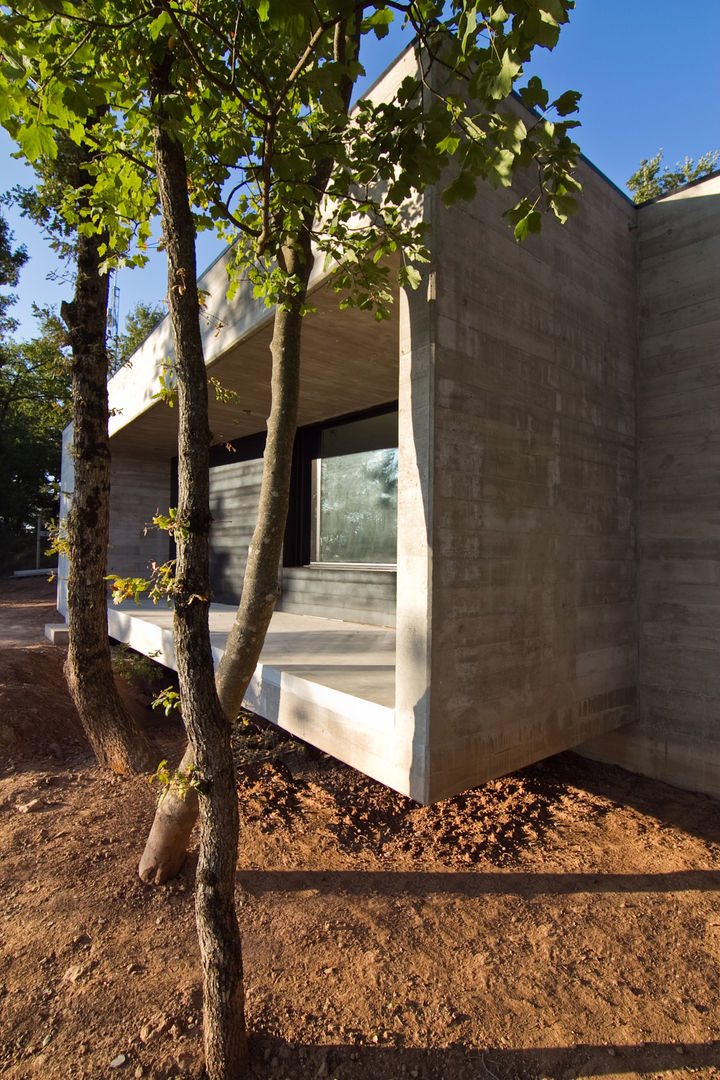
[{"x1": 0, "y1": 577, "x2": 719, "y2": 1080}]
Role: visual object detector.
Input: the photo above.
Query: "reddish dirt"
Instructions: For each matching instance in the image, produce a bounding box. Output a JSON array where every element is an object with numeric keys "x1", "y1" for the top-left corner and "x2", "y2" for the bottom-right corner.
[{"x1": 0, "y1": 576, "x2": 719, "y2": 1080}]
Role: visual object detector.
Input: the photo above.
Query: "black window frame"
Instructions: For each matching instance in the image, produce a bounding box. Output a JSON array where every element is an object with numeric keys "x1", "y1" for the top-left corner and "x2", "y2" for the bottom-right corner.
[{"x1": 284, "y1": 401, "x2": 399, "y2": 568}]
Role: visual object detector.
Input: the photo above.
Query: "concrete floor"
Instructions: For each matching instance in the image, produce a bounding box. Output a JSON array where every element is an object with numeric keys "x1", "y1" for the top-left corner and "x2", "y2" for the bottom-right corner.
[{"x1": 104, "y1": 601, "x2": 397, "y2": 729}]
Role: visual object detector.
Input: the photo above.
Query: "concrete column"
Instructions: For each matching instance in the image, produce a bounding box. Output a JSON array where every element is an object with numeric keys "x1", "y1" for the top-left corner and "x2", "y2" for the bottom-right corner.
[{"x1": 394, "y1": 266, "x2": 437, "y2": 802}]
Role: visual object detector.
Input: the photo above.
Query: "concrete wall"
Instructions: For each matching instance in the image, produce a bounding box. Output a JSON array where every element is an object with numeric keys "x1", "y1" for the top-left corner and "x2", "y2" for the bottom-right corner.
[
  {"x1": 56, "y1": 435, "x2": 171, "y2": 618},
  {"x1": 278, "y1": 566, "x2": 396, "y2": 626},
  {"x1": 421, "y1": 157, "x2": 639, "y2": 801},
  {"x1": 208, "y1": 459, "x2": 264, "y2": 604},
  {"x1": 208, "y1": 458, "x2": 397, "y2": 624},
  {"x1": 579, "y1": 175, "x2": 720, "y2": 798},
  {"x1": 107, "y1": 455, "x2": 172, "y2": 580},
  {"x1": 56, "y1": 424, "x2": 73, "y2": 616}
]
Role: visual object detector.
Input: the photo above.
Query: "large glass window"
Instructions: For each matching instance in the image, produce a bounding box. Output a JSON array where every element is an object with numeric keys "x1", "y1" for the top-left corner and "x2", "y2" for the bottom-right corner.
[{"x1": 310, "y1": 411, "x2": 397, "y2": 565}]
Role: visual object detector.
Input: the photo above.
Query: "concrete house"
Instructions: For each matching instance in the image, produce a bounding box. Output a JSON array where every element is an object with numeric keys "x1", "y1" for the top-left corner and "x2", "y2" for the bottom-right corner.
[{"x1": 56, "y1": 47, "x2": 720, "y2": 805}]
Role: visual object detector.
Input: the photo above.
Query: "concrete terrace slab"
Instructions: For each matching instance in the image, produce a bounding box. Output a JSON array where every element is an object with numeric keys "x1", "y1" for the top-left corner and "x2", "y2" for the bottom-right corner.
[{"x1": 106, "y1": 603, "x2": 397, "y2": 767}]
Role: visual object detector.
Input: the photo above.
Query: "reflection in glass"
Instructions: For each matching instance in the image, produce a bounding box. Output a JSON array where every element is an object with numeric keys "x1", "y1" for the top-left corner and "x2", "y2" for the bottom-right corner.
[{"x1": 312, "y1": 446, "x2": 398, "y2": 564}]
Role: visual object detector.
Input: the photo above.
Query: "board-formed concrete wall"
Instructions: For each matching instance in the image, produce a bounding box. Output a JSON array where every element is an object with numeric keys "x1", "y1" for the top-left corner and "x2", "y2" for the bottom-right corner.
[
  {"x1": 208, "y1": 459, "x2": 264, "y2": 604},
  {"x1": 57, "y1": 436, "x2": 171, "y2": 618},
  {"x1": 579, "y1": 175, "x2": 720, "y2": 798},
  {"x1": 420, "y1": 157, "x2": 638, "y2": 801},
  {"x1": 278, "y1": 566, "x2": 396, "y2": 626},
  {"x1": 207, "y1": 457, "x2": 397, "y2": 624},
  {"x1": 107, "y1": 455, "x2": 172, "y2": 581}
]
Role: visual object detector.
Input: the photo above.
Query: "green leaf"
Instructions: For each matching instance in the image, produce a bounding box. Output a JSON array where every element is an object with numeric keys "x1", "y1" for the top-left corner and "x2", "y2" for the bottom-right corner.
[
  {"x1": 20, "y1": 121, "x2": 57, "y2": 163},
  {"x1": 398, "y1": 264, "x2": 422, "y2": 291},
  {"x1": 492, "y1": 49, "x2": 523, "y2": 100},
  {"x1": 549, "y1": 193, "x2": 579, "y2": 222},
  {"x1": 148, "y1": 11, "x2": 173, "y2": 41},
  {"x1": 366, "y1": 8, "x2": 394, "y2": 40},
  {"x1": 441, "y1": 170, "x2": 477, "y2": 206},
  {"x1": 518, "y1": 76, "x2": 549, "y2": 112},
  {"x1": 436, "y1": 133, "x2": 461, "y2": 155},
  {"x1": 512, "y1": 209, "x2": 542, "y2": 241},
  {"x1": 552, "y1": 89, "x2": 581, "y2": 116}
]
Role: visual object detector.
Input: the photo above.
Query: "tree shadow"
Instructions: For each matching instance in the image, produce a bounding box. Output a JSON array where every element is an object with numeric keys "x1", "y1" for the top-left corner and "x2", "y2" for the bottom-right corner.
[
  {"x1": 237, "y1": 866, "x2": 720, "y2": 899},
  {"x1": 246, "y1": 1034, "x2": 720, "y2": 1080}
]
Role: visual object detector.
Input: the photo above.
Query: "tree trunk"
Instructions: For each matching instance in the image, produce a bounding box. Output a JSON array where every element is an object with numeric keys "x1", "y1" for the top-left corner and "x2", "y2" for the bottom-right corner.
[
  {"x1": 152, "y1": 61, "x2": 248, "y2": 1079},
  {"x1": 138, "y1": 14, "x2": 362, "y2": 882},
  {"x1": 62, "y1": 169, "x2": 155, "y2": 776},
  {"x1": 138, "y1": 745, "x2": 198, "y2": 884},
  {"x1": 137, "y1": 237, "x2": 315, "y2": 881},
  {"x1": 214, "y1": 248, "x2": 312, "y2": 714}
]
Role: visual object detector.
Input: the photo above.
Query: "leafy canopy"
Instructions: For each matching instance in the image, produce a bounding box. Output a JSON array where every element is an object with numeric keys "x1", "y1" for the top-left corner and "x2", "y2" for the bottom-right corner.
[
  {"x1": 0, "y1": 1, "x2": 582, "y2": 319},
  {"x1": 0, "y1": 304, "x2": 71, "y2": 566},
  {"x1": 0, "y1": 211, "x2": 28, "y2": 337},
  {"x1": 627, "y1": 148, "x2": 719, "y2": 204}
]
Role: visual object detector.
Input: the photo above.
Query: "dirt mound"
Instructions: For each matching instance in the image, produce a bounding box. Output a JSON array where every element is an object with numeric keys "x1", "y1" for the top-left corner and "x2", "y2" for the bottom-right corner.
[{"x1": 0, "y1": 645, "x2": 85, "y2": 757}]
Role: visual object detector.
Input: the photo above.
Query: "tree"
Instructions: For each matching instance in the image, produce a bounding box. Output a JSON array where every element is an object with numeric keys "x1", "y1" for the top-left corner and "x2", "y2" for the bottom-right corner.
[
  {"x1": 627, "y1": 147, "x2": 719, "y2": 203},
  {"x1": 1, "y1": 4, "x2": 581, "y2": 1077},
  {"x1": 133, "y1": 0, "x2": 583, "y2": 885},
  {"x1": 0, "y1": 216, "x2": 62, "y2": 571},
  {"x1": 61, "y1": 139, "x2": 156, "y2": 775},
  {"x1": 0, "y1": 310, "x2": 71, "y2": 570},
  {"x1": 2, "y1": 136, "x2": 156, "y2": 773},
  {"x1": 0, "y1": 212, "x2": 27, "y2": 336}
]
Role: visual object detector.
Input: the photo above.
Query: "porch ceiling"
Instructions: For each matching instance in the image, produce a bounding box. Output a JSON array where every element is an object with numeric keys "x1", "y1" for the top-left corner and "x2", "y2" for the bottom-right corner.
[{"x1": 110, "y1": 280, "x2": 400, "y2": 457}]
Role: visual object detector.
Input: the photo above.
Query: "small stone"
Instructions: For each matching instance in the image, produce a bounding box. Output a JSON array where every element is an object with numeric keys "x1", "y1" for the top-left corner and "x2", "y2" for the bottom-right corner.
[
  {"x1": 134, "y1": 1068, "x2": 144, "y2": 1079},
  {"x1": 110, "y1": 1053, "x2": 127, "y2": 1068},
  {"x1": 16, "y1": 799, "x2": 42, "y2": 813},
  {"x1": 675, "y1": 1044, "x2": 685, "y2": 1055},
  {"x1": 139, "y1": 1026, "x2": 151, "y2": 1044},
  {"x1": 153, "y1": 1013, "x2": 171, "y2": 1034}
]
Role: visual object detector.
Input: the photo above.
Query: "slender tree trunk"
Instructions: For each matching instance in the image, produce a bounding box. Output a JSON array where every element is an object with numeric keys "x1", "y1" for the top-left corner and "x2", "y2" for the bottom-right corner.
[
  {"x1": 138, "y1": 745, "x2": 198, "y2": 884},
  {"x1": 138, "y1": 14, "x2": 361, "y2": 883},
  {"x1": 214, "y1": 246, "x2": 312, "y2": 711},
  {"x1": 62, "y1": 169, "x2": 155, "y2": 776},
  {"x1": 152, "y1": 60, "x2": 248, "y2": 1079},
  {"x1": 137, "y1": 236, "x2": 315, "y2": 883}
]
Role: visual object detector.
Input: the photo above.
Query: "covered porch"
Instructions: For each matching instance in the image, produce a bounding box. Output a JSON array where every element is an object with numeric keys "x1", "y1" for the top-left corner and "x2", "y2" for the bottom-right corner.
[{"x1": 106, "y1": 601, "x2": 402, "y2": 791}]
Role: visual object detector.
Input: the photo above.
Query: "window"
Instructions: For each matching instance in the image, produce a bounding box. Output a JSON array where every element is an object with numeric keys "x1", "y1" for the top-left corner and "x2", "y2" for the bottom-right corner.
[
  {"x1": 287, "y1": 407, "x2": 398, "y2": 568},
  {"x1": 312, "y1": 411, "x2": 398, "y2": 565}
]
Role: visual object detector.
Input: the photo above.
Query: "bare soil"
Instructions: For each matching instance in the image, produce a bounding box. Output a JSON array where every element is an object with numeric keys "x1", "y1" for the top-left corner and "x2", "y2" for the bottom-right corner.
[{"x1": 1, "y1": 576, "x2": 719, "y2": 1080}]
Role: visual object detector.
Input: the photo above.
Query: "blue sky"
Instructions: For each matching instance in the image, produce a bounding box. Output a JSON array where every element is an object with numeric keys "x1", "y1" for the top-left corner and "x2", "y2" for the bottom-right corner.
[{"x1": 2, "y1": 0, "x2": 719, "y2": 341}]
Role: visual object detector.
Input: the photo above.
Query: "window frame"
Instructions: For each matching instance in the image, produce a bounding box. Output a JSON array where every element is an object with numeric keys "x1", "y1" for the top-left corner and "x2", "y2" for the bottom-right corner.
[{"x1": 283, "y1": 401, "x2": 399, "y2": 570}]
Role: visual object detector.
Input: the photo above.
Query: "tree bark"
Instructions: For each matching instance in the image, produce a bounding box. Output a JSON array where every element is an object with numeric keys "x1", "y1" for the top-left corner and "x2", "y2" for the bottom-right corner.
[
  {"x1": 62, "y1": 161, "x2": 155, "y2": 776},
  {"x1": 152, "y1": 59, "x2": 248, "y2": 1079},
  {"x1": 138, "y1": 745, "x2": 198, "y2": 884},
  {"x1": 138, "y1": 13, "x2": 362, "y2": 882}
]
